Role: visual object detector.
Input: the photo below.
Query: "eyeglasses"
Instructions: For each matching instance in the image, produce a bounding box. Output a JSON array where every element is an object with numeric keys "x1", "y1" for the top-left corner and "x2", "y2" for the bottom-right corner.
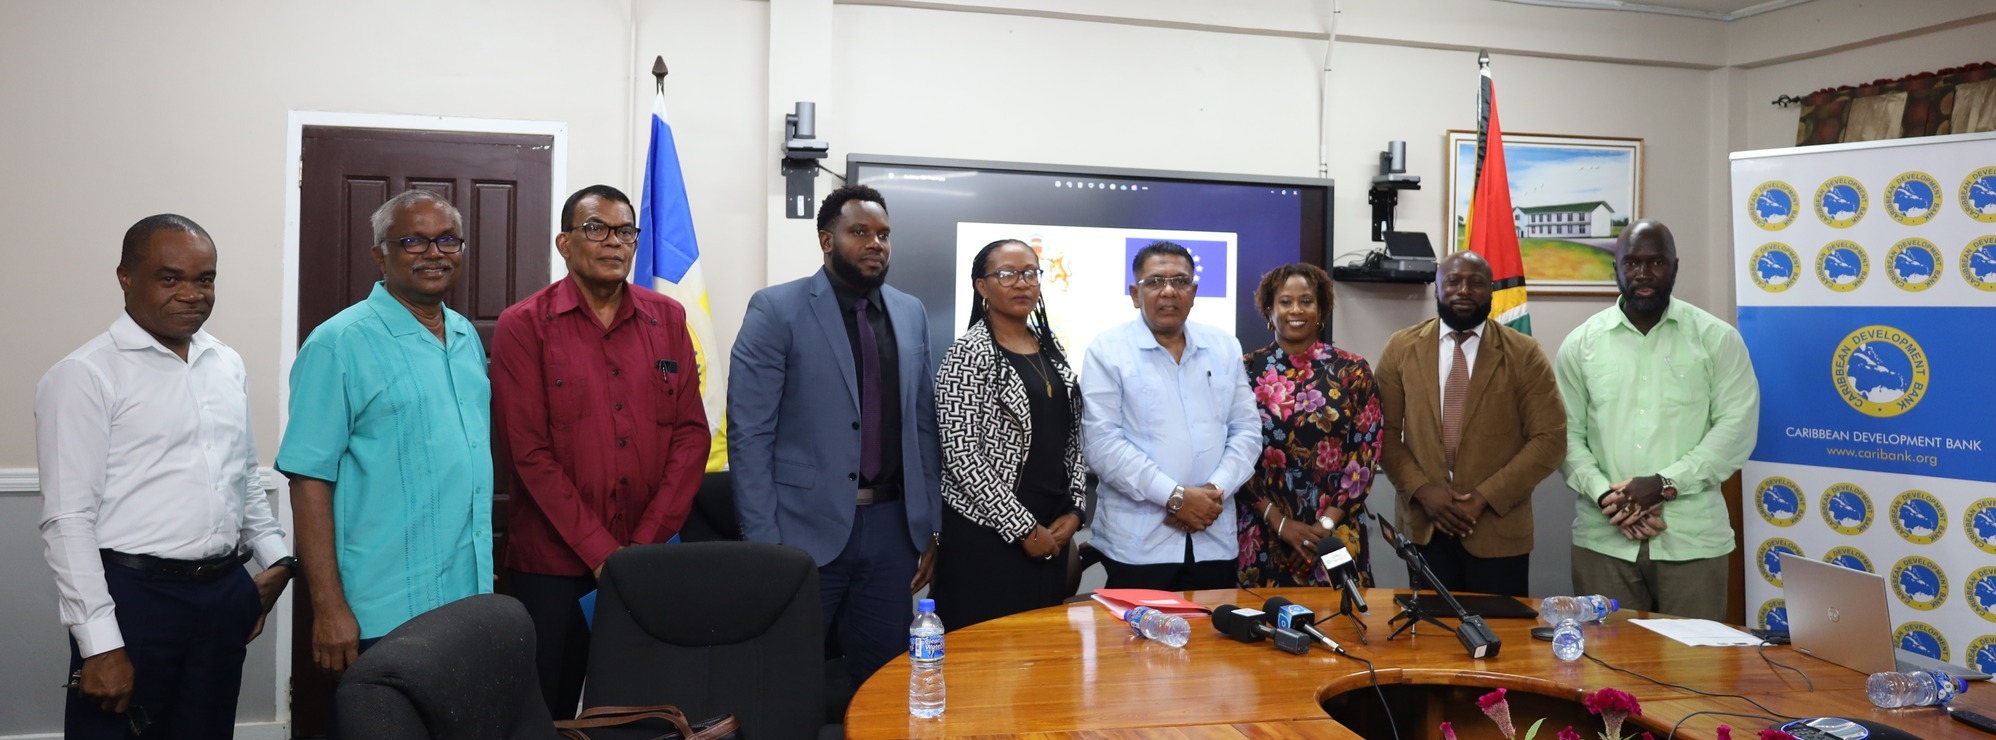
[
  {"x1": 576, "y1": 221, "x2": 642, "y2": 244},
  {"x1": 1136, "y1": 275, "x2": 1195, "y2": 291},
  {"x1": 384, "y1": 235, "x2": 467, "y2": 254},
  {"x1": 981, "y1": 268, "x2": 1043, "y2": 286}
]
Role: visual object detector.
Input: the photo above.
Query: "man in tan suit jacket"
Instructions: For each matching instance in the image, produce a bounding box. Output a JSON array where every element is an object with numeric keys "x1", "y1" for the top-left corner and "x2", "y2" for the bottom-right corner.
[{"x1": 1375, "y1": 252, "x2": 1565, "y2": 597}]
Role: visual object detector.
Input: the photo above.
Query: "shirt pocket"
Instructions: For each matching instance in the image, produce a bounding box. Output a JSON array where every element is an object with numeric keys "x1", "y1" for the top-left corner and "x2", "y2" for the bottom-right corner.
[
  {"x1": 1581, "y1": 348, "x2": 1625, "y2": 407},
  {"x1": 1662, "y1": 353, "x2": 1711, "y2": 412},
  {"x1": 545, "y1": 360, "x2": 583, "y2": 430}
]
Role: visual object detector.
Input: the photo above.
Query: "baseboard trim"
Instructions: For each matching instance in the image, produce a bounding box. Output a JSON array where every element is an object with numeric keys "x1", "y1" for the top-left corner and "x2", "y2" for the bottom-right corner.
[
  {"x1": 0, "y1": 721, "x2": 286, "y2": 739},
  {"x1": 0, "y1": 467, "x2": 282, "y2": 494}
]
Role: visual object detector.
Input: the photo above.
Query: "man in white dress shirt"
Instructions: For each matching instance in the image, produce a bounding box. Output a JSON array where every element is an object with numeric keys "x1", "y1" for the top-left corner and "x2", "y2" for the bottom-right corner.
[
  {"x1": 1081, "y1": 241, "x2": 1261, "y2": 591},
  {"x1": 36, "y1": 214, "x2": 294, "y2": 738}
]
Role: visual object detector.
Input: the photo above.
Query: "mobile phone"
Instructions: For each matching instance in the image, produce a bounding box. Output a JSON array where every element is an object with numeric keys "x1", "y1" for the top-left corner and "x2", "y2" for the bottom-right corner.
[
  {"x1": 1530, "y1": 626, "x2": 1554, "y2": 641},
  {"x1": 1951, "y1": 707, "x2": 1996, "y2": 735}
]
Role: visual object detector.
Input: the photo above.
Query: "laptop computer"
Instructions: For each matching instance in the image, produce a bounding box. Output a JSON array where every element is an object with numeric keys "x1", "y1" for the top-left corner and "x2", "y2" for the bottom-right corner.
[{"x1": 1779, "y1": 553, "x2": 1989, "y2": 679}]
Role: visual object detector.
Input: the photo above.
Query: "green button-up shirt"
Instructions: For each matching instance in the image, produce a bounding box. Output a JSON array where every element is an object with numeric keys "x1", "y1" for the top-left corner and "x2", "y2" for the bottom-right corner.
[
  {"x1": 1556, "y1": 298, "x2": 1759, "y2": 562},
  {"x1": 276, "y1": 283, "x2": 494, "y2": 639}
]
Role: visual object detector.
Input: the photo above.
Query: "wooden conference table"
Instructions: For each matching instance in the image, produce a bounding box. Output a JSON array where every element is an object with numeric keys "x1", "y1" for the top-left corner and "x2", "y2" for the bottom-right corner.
[{"x1": 846, "y1": 587, "x2": 1996, "y2": 739}]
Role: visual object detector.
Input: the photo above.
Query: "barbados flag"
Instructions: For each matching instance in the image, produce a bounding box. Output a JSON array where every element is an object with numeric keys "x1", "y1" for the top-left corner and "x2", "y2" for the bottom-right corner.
[
  {"x1": 1461, "y1": 53, "x2": 1532, "y2": 336},
  {"x1": 635, "y1": 89, "x2": 728, "y2": 471}
]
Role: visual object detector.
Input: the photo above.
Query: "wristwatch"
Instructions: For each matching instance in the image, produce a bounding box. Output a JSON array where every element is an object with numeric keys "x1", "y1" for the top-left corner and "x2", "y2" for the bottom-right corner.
[
  {"x1": 270, "y1": 556, "x2": 300, "y2": 575},
  {"x1": 1167, "y1": 486, "x2": 1186, "y2": 513},
  {"x1": 1658, "y1": 476, "x2": 1679, "y2": 502}
]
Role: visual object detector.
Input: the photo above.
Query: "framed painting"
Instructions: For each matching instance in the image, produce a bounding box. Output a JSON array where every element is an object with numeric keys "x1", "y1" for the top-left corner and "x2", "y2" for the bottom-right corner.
[{"x1": 1444, "y1": 131, "x2": 1644, "y2": 296}]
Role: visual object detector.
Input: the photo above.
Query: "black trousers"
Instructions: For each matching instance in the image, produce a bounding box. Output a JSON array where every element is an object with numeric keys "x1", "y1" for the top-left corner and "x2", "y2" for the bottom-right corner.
[
  {"x1": 1414, "y1": 534, "x2": 1531, "y2": 598},
  {"x1": 66, "y1": 563, "x2": 259, "y2": 740},
  {"x1": 1100, "y1": 535, "x2": 1236, "y2": 592},
  {"x1": 505, "y1": 569, "x2": 597, "y2": 720}
]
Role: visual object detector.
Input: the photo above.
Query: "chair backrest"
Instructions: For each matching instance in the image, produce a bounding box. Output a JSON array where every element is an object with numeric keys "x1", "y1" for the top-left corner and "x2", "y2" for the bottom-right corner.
[
  {"x1": 336, "y1": 593, "x2": 555, "y2": 740},
  {"x1": 678, "y1": 470, "x2": 744, "y2": 542},
  {"x1": 587, "y1": 542, "x2": 824, "y2": 739}
]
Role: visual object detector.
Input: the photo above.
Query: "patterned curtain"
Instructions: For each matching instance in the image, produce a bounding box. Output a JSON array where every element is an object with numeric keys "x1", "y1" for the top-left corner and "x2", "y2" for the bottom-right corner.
[{"x1": 1796, "y1": 62, "x2": 1996, "y2": 145}]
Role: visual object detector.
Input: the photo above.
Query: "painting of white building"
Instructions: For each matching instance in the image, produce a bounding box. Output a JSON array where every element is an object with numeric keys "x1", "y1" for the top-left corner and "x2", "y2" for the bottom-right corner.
[{"x1": 1515, "y1": 201, "x2": 1616, "y2": 238}]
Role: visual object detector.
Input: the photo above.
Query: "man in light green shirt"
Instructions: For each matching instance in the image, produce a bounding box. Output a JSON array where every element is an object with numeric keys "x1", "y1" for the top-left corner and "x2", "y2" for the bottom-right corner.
[{"x1": 1556, "y1": 219, "x2": 1758, "y2": 621}]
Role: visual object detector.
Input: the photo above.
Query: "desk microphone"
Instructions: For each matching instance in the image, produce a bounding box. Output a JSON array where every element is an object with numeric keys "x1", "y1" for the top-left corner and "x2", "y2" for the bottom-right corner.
[
  {"x1": 1371, "y1": 512, "x2": 1502, "y2": 659},
  {"x1": 1259, "y1": 597, "x2": 1353, "y2": 657},
  {"x1": 1211, "y1": 604, "x2": 1312, "y2": 655},
  {"x1": 1313, "y1": 535, "x2": 1369, "y2": 613}
]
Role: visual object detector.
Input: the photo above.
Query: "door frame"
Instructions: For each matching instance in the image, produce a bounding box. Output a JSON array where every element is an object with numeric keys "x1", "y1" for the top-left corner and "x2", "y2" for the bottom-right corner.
[{"x1": 274, "y1": 111, "x2": 567, "y2": 725}]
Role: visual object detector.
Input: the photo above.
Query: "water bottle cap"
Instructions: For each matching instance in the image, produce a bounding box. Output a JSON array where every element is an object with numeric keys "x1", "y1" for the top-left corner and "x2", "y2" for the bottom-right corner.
[
  {"x1": 1956, "y1": 676, "x2": 1970, "y2": 692},
  {"x1": 1606, "y1": 598, "x2": 1620, "y2": 612},
  {"x1": 919, "y1": 598, "x2": 935, "y2": 612}
]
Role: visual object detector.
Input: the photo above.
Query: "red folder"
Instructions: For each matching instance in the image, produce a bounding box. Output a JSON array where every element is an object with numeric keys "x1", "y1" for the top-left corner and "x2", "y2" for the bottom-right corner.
[{"x1": 1090, "y1": 588, "x2": 1212, "y2": 620}]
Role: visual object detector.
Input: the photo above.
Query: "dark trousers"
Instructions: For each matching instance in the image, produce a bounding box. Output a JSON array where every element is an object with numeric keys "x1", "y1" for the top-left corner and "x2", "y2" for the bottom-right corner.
[
  {"x1": 1100, "y1": 535, "x2": 1236, "y2": 592},
  {"x1": 1415, "y1": 534, "x2": 1531, "y2": 597},
  {"x1": 505, "y1": 569, "x2": 596, "y2": 720},
  {"x1": 66, "y1": 563, "x2": 259, "y2": 740},
  {"x1": 819, "y1": 500, "x2": 919, "y2": 684}
]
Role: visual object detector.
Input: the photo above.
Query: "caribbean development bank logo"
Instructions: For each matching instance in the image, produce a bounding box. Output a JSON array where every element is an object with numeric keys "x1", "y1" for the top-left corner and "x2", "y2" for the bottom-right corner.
[
  {"x1": 1892, "y1": 555, "x2": 1948, "y2": 611},
  {"x1": 1961, "y1": 167, "x2": 1996, "y2": 223},
  {"x1": 1832, "y1": 325, "x2": 1929, "y2": 418},
  {"x1": 1748, "y1": 243, "x2": 1800, "y2": 292},
  {"x1": 1758, "y1": 538, "x2": 1803, "y2": 587},
  {"x1": 1824, "y1": 546, "x2": 1874, "y2": 574},
  {"x1": 1972, "y1": 636, "x2": 1996, "y2": 675},
  {"x1": 1758, "y1": 598, "x2": 1789, "y2": 631},
  {"x1": 1886, "y1": 171, "x2": 1942, "y2": 225},
  {"x1": 1885, "y1": 238, "x2": 1943, "y2": 292},
  {"x1": 1816, "y1": 176, "x2": 1868, "y2": 228},
  {"x1": 1749, "y1": 181, "x2": 1800, "y2": 231},
  {"x1": 1756, "y1": 476, "x2": 1806, "y2": 527},
  {"x1": 1815, "y1": 240, "x2": 1868, "y2": 291},
  {"x1": 1891, "y1": 490, "x2": 1947, "y2": 545},
  {"x1": 1969, "y1": 499, "x2": 1996, "y2": 555},
  {"x1": 1821, "y1": 483, "x2": 1873, "y2": 535},
  {"x1": 1970, "y1": 567, "x2": 1996, "y2": 624},
  {"x1": 1896, "y1": 621, "x2": 1949, "y2": 660},
  {"x1": 1964, "y1": 235, "x2": 1996, "y2": 292}
]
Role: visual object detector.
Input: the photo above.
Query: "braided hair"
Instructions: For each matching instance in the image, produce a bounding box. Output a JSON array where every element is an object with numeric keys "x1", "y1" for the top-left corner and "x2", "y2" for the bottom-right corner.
[{"x1": 967, "y1": 238, "x2": 1070, "y2": 373}]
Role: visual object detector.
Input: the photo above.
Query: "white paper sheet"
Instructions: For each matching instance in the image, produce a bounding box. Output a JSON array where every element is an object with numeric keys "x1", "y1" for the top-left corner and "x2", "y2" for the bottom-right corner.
[{"x1": 1628, "y1": 618, "x2": 1765, "y2": 647}]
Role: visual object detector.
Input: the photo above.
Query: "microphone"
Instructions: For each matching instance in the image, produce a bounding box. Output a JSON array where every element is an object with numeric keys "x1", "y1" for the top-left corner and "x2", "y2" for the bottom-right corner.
[
  {"x1": 1314, "y1": 534, "x2": 1369, "y2": 613},
  {"x1": 1211, "y1": 604, "x2": 1312, "y2": 655},
  {"x1": 1260, "y1": 597, "x2": 1352, "y2": 657},
  {"x1": 1371, "y1": 512, "x2": 1503, "y2": 659}
]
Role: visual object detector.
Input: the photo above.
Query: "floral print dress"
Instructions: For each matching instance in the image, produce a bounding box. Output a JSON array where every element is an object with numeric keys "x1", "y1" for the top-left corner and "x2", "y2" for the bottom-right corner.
[{"x1": 1236, "y1": 341, "x2": 1384, "y2": 587}]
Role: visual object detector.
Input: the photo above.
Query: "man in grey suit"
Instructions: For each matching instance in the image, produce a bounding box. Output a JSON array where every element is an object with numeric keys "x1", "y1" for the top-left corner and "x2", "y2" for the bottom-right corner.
[{"x1": 728, "y1": 184, "x2": 941, "y2": 683}]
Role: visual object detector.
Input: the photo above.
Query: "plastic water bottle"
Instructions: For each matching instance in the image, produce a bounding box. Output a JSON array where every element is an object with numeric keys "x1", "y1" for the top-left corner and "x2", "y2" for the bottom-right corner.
[
  {"x1": 1866, "y1": 669, "x2": 1967, "y2": 708},
  {"x1": 1551, "y1": 619, "x2": 1585, "y2": 661},
  {"x1": 1539, "y1": 595, "x2": 1619, "y2": 625},
  {"x1": 908, "y1": 598, "x2": 945, "y2": 718},
  {"x1": 1124, "y1": 606, "x2": 1191, "y2": 648}
]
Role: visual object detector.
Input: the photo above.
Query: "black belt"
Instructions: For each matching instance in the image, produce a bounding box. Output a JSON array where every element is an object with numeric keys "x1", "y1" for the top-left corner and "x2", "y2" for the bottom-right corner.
[
  {"x1": 101, "y1": 549, "x2": 251, "y2": 582},
  {"x1": 857, "y1": 482, "x2": 901, "y2": 506}
]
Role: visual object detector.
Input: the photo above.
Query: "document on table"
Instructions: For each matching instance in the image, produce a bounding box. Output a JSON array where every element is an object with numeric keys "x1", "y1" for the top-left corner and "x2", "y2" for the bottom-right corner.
[{"x1": 1629, "y1": 618, "x2": 1763, "y2": 646}]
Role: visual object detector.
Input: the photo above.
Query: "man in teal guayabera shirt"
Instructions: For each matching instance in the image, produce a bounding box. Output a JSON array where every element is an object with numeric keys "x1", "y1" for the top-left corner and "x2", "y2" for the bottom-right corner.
[
  {"x1": 1556, "y1": 219, "x2": 1759, "y2": 621},
  {"x1": 277, "y1": 190, "x2": 494, "y2": 678}
]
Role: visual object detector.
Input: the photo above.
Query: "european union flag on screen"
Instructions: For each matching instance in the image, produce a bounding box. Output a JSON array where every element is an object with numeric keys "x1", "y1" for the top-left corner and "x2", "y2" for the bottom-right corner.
[{"x1": 1124, "y1": 238, "x2": 1228, "y2": 298}]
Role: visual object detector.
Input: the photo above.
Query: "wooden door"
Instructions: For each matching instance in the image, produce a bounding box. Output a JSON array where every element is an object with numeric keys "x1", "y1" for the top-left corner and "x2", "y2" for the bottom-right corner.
[{"x1": 293, "y1": 125, "x2": 552, "y2": 737}]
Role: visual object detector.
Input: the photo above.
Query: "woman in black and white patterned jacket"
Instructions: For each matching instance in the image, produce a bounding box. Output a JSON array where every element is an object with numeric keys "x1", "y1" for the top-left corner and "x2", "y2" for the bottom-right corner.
[{"x1": 928, "y1": 238, "x2": 1088, "y2": 631}]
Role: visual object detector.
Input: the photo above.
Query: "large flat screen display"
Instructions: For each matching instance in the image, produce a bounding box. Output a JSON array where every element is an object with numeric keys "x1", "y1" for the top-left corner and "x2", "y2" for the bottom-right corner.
[{"x1": 846, "y1": 155, "x2": 1333, "y2": 372}]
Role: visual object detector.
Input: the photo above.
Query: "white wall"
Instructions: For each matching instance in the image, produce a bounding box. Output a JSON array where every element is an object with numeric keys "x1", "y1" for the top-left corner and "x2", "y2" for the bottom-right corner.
[{"x1": 2, "y1": 0, "x2": 1991, "y2": 734}]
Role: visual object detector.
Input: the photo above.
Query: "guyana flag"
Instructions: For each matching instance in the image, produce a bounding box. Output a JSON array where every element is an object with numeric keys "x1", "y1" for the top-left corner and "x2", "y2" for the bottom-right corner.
[{"x1": 1460, "y1": 53, "x2": 1532, "y2": 335}]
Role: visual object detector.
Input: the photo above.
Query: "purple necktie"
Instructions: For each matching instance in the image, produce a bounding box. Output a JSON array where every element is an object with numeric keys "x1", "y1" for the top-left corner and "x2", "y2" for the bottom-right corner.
[{"x1": 854, "y1": 297, "x2": 882, "y2": 481}]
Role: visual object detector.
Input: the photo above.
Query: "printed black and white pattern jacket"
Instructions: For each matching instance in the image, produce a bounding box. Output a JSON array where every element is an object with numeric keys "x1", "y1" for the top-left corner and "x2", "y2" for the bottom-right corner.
[{"x1": 933, "y1": 320, "x2": 1088, "y2": 542}]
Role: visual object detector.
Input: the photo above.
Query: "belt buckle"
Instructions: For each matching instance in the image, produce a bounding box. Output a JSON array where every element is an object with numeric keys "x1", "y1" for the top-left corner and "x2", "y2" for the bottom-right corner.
[{"x1": 857, "y1": 487, "x2": 877, "y2": 506}]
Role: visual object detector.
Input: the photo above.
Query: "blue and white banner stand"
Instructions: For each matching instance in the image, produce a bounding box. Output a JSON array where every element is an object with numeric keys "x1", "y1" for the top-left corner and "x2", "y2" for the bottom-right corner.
[{"x1": 1733, "y1": 131, "x2": 1996, "y2": 672}]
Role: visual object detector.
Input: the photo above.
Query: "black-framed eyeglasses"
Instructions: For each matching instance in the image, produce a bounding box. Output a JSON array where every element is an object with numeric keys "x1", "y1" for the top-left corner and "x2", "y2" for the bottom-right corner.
[
  {"x1": 981, "y1": 268, "x2": 1044, "y2": 286},
  {"x1": 575, "y1": 221, "x2": 642, "y2": 244},
  {"x1": 384, "y1": 235, "x2": 467, "y2": 254},
  {"x1": 1136, "y1": 275, "x2": 1195, "y2": 291}
]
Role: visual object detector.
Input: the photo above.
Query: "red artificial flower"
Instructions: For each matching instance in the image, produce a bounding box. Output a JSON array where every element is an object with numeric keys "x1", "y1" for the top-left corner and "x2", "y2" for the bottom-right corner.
[
  {"x1": 1556, "y1": 727, "x2": 1582, "y2": 740},
  {"x1": 1476, "y1": 687, "x2": 1509, "y2": 711},
  {"x1": 1476, "y1": 687, "x2": 1516, "y2": 739},
  {"x1": 1716, "y1": 725, "x2": 1732, "y2": 740},
  {"x1": 1583, "y1": 687, "x2": 1642, "y2": 716},
  {"x1": 1440, "y1": 720, "x2": 1458, "y2": 740}
]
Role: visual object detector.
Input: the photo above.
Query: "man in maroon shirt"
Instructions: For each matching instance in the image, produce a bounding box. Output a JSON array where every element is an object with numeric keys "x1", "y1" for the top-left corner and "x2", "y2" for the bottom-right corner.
[{"x1": 491, "y1": 184, "x2": 710, "y2": 718}]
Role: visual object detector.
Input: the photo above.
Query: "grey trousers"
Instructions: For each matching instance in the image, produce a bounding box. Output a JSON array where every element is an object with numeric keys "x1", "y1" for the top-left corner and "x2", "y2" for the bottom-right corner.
[{"x1": 1571, "y1": 543, "x2": 1730, "y2": 621}]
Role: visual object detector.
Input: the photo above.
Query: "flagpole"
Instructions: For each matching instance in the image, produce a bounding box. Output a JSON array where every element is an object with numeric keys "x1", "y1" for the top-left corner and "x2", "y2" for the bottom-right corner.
[{"x1": 652, "y1": 55, "x2": 667, "y2": 93}]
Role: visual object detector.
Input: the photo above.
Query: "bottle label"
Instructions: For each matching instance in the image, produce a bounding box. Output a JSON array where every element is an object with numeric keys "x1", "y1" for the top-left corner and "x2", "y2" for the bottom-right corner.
[{"x1": 911, "y1": 633, "x2": 944, "y2": 661}]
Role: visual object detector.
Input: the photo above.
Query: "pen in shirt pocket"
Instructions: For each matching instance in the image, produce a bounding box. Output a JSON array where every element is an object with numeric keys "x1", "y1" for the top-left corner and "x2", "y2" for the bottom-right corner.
[{"x1": 656, "y1": 359, "x2": 677, "y2": 381}]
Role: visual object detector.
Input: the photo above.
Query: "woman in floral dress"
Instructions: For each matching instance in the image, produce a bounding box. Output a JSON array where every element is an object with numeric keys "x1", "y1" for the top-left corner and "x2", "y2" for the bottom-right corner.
[{"x1": 1237, "y1": 263, "x2": 1384, "y2": 587}]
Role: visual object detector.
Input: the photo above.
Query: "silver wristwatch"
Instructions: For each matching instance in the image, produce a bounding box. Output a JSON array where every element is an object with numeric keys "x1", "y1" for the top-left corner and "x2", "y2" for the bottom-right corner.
[{"x1": 1167, "y1": 486, "x2": 1186, "y2": 513}]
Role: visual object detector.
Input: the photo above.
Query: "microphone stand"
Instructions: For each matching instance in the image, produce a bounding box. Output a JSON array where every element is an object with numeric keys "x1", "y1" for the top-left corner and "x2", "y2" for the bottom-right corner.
[
  {"x1": 1334, "y1": 584, "x2": 1370, "y2": 645},
  {"x1": 1372, "y1": 513, "x2": 1501, "y2": 658}
]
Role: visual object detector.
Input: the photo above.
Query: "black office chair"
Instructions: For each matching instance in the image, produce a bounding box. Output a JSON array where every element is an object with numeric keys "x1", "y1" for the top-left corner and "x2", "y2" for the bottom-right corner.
[
  {"x1": 677, "y1": 470, "x2": 744, "y2": 542},
  {"x1": 586, "y1": 542, "x2": 839, "y2": 740},
  {"x1": 335, "y1": 594, "x2": 554, "y2": 740}
]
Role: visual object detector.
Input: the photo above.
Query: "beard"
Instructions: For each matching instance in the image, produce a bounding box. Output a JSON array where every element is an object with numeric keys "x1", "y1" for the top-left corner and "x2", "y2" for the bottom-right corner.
[
  {"x1": 1618, "y1": 273, "x2": 1675, "y2": 316},
  {"x1": 1436, "y1": 296, "x2": 1492, "y2": 332},
  {"x1": 829, "y1": 247, "x2": 888, "y2": 290}
]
